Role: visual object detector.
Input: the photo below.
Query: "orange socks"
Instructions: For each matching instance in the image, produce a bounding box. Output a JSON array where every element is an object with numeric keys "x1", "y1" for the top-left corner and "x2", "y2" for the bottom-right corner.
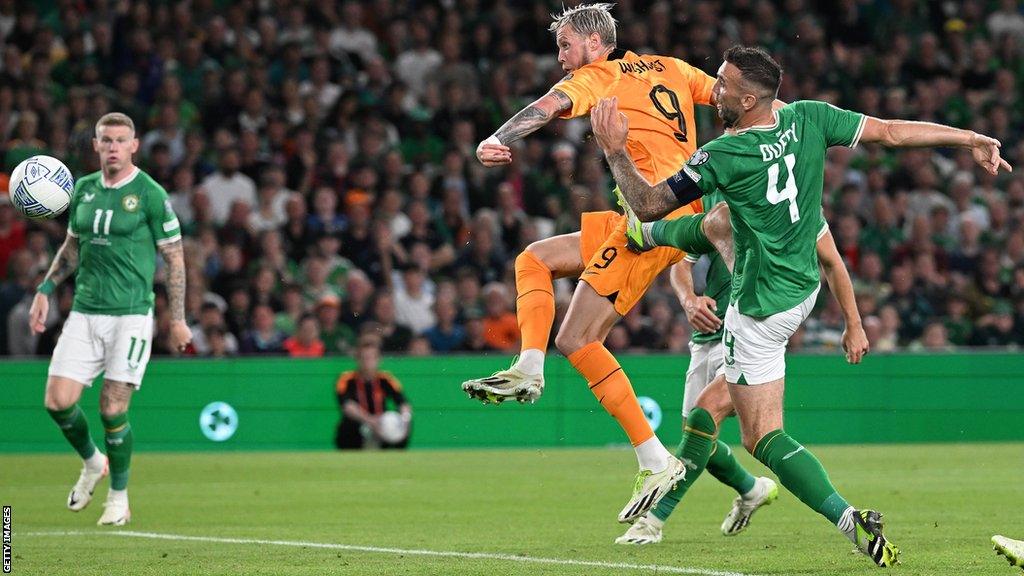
[
  {"x1": 568, "y1": 341, "x2": 654, "y2": 446},
  {"x1": 515, "y1": 250, "x2": 555, "y2": 353}
]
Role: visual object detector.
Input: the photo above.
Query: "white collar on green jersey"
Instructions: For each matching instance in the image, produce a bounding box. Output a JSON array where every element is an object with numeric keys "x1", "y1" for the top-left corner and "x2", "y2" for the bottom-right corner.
[
  {"x1": 101, "y1": 166, "x2": 140, "y2": 189},
  {"x1": 732, "y1": 111, "x2": 780, "y2": 135}
]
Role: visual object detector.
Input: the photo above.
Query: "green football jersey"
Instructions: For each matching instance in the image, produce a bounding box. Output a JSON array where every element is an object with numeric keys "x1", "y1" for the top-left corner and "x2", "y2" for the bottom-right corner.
[
  {"x1": 67, "y1": 168, "x2": 181, "y2": 315},
  {"x1": 684, "y1": 100, "x2": 865, "y2": 317},
  {"x1": 688, "y1": 190, "x2": 730, "y2": 344}
]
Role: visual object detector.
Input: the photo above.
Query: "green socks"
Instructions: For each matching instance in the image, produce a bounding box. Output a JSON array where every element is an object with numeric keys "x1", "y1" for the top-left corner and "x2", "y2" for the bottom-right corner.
[
  {"x1": 753, "y1": 429, "x2": 850, "y2": 524},
  {"x1": 650, "y1": 214, "x2": 714, "y2": 254},
  {"x1": 651, "y1": 408, "x2": 717, "y2": 521},
  {"x1": 101, "y1": 412, "x2": 133, "y2": 490},
  {"x1": 706, "y1": 440, "x2": 757, "y2": 496},
  {"x1": 47, "y1": 404, "x2": 97, "y2": 460}
]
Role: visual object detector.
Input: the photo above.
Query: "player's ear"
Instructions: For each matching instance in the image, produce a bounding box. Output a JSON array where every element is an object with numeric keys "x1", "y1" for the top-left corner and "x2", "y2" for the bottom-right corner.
[
  {"x1": 588, "y1": 32, "x2": 601, "y2": 51},
  {"x1": 92, "y1": 138, "x2": 99, "y2": 153},
  {"x1": 130, "y1": 137, "x2": 140, "y2": 154}
]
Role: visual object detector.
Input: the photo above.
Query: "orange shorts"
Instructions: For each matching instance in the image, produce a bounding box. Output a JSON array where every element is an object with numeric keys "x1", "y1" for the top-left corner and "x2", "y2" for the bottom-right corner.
[{"x1": 579, "y1": 202, "x2": 701, "y2": 316}]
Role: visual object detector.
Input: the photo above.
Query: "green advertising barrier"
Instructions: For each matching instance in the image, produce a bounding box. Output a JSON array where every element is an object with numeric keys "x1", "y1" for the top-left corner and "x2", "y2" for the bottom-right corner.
[{"x1": 2, "y1": 353, "x2": 1022, "y2": 452}]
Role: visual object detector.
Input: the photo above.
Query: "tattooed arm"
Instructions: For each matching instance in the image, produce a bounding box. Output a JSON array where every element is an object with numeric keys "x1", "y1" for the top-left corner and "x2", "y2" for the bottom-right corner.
[
  {"x1": 604, "y1": 149, "x2": 683, "y2": 220},
  {"x1": 28, "y1": 233, "x2": 79, "y2": 333},
  {"x1": 44, "y1": 234, "x2": 80, "y2": 286},
  {"x1": 494, "y1": 89, "x2": 572, "y2": 144},
  {"x1": 476, "y1": 89, "x2": 574, "y2": 166},
  {"x1": 158, "y1": 239, "x2": 193, "y2": 352}
]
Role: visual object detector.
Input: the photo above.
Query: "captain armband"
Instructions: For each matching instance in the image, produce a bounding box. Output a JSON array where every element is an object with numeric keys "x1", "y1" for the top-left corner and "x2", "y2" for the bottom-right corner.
[{"x1": 666, "y1": 165, "x2": 706, "y2": 206}]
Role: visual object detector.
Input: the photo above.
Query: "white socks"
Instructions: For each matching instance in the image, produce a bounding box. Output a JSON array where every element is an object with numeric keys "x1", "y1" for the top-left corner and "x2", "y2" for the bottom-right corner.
[
  {"x1": 515, "y1": 349, "x2": 545, "y2": 376},
  {"x1": 635, "y1": 437, "x2": 672, "y2": 473},
  {"x1": 85, "y1": 451, "x2": 106, "y2": 472},
  {"x1": 836, "y1": 506, "x2": 857, "y2": 543},
  {"x1": 643, "y1": 512, "x2": 665, "y2": 529},
  {"x1": 107, "y1": 488, "x2": 128, "y2": 503}
]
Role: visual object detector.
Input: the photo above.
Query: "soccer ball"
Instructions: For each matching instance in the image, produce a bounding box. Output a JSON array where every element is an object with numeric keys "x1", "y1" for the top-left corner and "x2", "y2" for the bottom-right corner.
[
  {"x1": 9, "y1": 155, "x2": 75, "y2": 219},
  {"x1": 377, "y1": 411, "x2": 408, "y2": 444}
]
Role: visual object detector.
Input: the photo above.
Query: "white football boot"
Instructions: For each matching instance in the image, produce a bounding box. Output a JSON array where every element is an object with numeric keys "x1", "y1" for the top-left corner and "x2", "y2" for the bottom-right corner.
[
  {"x1": 721, "y1": 476, "x2": 778, "y2": 535},
  {"x1": 615, "y1": 514, "x2": 664, "y2": 545},
  {"x1": 67, "y1": 454, "x2": 108, "y2": 512},
  {"x1": 618, "y1": 456, "x2": 686, "y2": 523},
  {"x1": 97, "y1": 491, "x2": 131, "y2": 526}
]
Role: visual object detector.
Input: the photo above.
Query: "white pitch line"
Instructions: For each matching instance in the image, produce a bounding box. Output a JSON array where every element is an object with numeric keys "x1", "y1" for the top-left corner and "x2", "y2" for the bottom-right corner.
[{"x1": 21, "y1": 530, "x2": 760, "y2": 576}]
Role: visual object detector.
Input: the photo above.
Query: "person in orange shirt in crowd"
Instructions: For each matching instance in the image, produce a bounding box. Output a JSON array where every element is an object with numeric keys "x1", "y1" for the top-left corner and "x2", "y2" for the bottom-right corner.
[
  {"x1": 283, "y1": 313, "x2": 325, "y2": 357},
  {"x1": 334, "y1": 336, "x2": 412, "y2": 450},
  {"x1": 481, "y1": 282, "x2": 518, "y2": 352}
]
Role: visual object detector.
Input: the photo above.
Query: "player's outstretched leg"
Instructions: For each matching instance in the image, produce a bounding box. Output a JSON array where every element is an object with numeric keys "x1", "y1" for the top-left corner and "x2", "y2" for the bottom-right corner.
[
  {"x1": 733, "y1": 382, "x2": 898, "y2": 567},
  {"x1": 628, "y1": 202, "x2": 734, "y2": 272},
  {"x1": 993, "y1": 535, "x2": 1024, "y2": 570},
  {"x1": 45, "y1": 377, "x2": 108, "y2": 512},
  {"x1": 463, "y1": 235, "x2": 582, "y2": 404}
]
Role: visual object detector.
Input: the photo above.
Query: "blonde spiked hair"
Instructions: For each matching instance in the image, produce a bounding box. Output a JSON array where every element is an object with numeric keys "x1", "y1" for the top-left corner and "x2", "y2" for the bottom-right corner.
[
  {"x1": 548, "y1": 3, "x2": 617, "y2": 47},
  {"x1": 95, "y1": 112, "x2": 136, "y2": 137}
]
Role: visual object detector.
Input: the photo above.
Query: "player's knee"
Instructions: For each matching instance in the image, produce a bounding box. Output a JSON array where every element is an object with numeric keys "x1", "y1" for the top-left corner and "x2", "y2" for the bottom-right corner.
[
  {"x1": 696, "y1": 386, "x2": 732, "y2": 424},
  {"x1": 99, "y1": 394, "x2": 130, "y2": 417},
  {"x1": 703, "y1": 202, "x2": 732, "y2": 239},
  {"x1": 43, "y1": 391, "x2": 72, "y2": 412},
  {"x1": 553, "y1": 327, "x2": 585, "y2": 356},
  {"x1": 522, "y1": 244, "x2": 563, "y2": 277}
]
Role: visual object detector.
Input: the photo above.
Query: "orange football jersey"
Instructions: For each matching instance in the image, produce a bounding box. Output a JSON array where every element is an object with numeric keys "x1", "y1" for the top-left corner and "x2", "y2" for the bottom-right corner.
[{"x1": 554, "y1": 48, "x2": 715, "y2": 184}]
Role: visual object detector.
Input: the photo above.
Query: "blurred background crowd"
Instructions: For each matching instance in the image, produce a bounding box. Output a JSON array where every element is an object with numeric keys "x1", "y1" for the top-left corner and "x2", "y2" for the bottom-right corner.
[{"x1": 2, "y1": 0, "x2": 1024, "y2": 358}]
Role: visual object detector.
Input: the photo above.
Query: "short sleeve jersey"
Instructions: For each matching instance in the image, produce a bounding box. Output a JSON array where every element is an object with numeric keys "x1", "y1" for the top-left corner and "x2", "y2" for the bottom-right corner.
[
  {"x1": 67, "y1": 168, "x2": 181, "y2": 315},
  {"x1": 554, "y1": 49, "x2": 715, "y2": 184},
  {"x1": 683, "y1": 101, "x2": 866, "y2": 317},
  {"x1": 684, "y1": 189, "x2": 731, "y2": 344}
]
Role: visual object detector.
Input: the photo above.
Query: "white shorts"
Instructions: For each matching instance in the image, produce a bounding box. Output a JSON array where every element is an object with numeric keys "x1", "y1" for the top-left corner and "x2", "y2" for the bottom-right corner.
[
  {"x1": 682, "y1": 339, "x2": 725, "y2": 417},
  {"x1": 723, "y1": 287, "x2": 819, "y2": 385},
  {"x1": 48, "y1": 311, "x2": 154, "y2": 387}
]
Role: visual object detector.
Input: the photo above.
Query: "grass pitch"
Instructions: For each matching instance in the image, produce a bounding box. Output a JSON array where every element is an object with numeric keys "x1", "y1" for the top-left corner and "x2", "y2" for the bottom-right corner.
[{"x1": 3, "y1": 444, "x2": 1022, "y2": 575}]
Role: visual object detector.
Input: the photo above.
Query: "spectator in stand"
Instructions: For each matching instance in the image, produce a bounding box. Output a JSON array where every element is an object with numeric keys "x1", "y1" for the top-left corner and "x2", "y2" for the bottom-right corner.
[
  {"x1": 201, "y1": 148, "x2": 257, "y2": 225},
  {"x1": 480, "y1": 282, "x2": 517, "y2": 352},
  {"x1": 283, "y1": 313, "x2": 325, "y2": 357},
  {"x1": 190, "y1": 301, "x2": 239, "y2": 356},
  {"x1": 393, "y1": 263, "x2": 435, "y2": 335},
  {"x1": 240, "y1": 304, "x2": 287, "y2": 355},
  {"x1": 317, "y1": 294, "x2": 353, "y2": 356},
  {"x1": 423, "y1": 297, "x2": 465, "y2": 353},
  {"x1": 368, "y1": 292, "x2": 412, "y2": 353}
]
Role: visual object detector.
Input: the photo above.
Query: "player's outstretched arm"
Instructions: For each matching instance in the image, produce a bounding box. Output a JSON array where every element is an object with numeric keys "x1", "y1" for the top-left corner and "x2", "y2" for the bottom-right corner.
[
  {"x1": 28, "y1": 233, "x2": 79, "y2": 333},
  {"x1": 859, "y1": 117, "x2": 1013, "y2": 175},
  {"x1": 591, "y1": 97, "x2": 685, "y2": 220},
  {"x1": 816, "y1": 229, "x2": 867, "y2": 364},
  {"x1": 476, "y1": 89, "x2": 573, "y2": 167},
  {"x1": 158, "y1": 239, "x2": 193, "y2": 353}
]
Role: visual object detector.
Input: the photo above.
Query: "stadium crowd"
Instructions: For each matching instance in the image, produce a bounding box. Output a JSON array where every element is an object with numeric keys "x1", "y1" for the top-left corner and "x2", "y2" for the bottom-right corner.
[{"x1": 1, "y1": 0, "x2": 1024, "y2": 358}]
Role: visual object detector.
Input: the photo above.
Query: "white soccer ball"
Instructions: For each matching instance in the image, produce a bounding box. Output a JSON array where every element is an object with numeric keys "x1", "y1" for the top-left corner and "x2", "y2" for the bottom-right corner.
[
  {"x1": 9, "y1": 155, "x2": 75, "y2": 219},
  {"x1": 377, "y1": 411, "x2": 408, "y2": 444}
]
